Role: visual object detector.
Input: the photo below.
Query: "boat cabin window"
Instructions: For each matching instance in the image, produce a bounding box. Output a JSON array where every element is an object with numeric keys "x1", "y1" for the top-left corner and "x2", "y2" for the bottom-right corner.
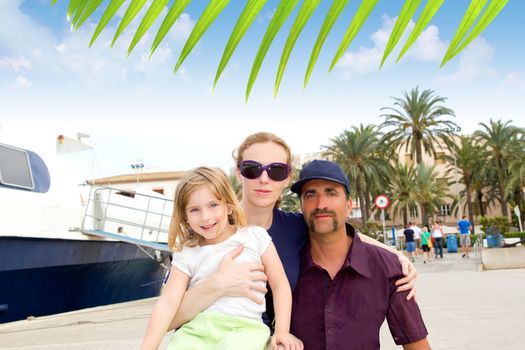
[{"x1": 0, "y1": 143, "x2": 35, "y2": 190}]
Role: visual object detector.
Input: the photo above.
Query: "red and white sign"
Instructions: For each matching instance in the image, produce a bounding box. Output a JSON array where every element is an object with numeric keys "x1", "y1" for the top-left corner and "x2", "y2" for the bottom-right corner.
[{"x1": 374, "y1": 194, "x2": 390, "y2": 209}]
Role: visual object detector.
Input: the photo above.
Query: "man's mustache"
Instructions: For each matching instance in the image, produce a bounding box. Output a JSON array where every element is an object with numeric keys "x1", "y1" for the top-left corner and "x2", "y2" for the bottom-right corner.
[{"x1": 310, "y1": 209, "x2": 336, "y2": 217}]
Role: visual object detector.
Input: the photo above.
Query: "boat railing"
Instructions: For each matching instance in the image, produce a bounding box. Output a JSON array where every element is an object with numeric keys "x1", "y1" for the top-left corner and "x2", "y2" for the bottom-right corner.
[{"x1": 81, "y1": 185, "x2": 172, "y2": 252}]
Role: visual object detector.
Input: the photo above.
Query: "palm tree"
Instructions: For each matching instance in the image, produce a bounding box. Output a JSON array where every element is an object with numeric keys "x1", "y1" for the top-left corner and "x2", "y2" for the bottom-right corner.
[
  {"x1": 388, "y1": 165, "x2": 418, "y2": 227},
  {"x1": 323, "y1": 125, "x2": 391, "y2": 225},
  {"x1": 380, "y1": 86, "x2": 459, "y2": 165},
  {"x1": 445, "y1": 135, "x2": 483, "y2": 233},
  {"x1": 55, "y1": 1, "x2": 508, "y2": 99},
  {"x1": 412, "y1": 163, "x2": 450, "y2": 227},
  {"x1": 474, "y1": 119, "x2": 524, "y2": 219}
]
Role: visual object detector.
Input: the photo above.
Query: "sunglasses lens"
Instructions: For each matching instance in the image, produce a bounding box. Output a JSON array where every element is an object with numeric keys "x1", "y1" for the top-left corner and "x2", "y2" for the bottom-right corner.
[
  {"x1": 240, "y1": 161, "x2": 289, "y2": 181},
  {"x1": 240, "y1": 161, "x2": 262, "y2": 179},
  {"x1": 267, "y1": 164, "x2": 289, "y2": 181}
]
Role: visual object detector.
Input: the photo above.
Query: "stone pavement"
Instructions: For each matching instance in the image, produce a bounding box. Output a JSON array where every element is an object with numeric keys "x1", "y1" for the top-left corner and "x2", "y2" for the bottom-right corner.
[
  {"x1": 1, "y1": 249, "x2": 524, "y2": 349},
  {"x1": 380, "y1": 249, "x2": 525, "y2": 349}
]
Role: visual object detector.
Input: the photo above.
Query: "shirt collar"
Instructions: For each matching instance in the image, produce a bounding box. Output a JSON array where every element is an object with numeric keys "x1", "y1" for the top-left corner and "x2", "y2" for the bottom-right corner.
[{"x1": 300, "y1": 223, "x2": 371, "y2": 279}]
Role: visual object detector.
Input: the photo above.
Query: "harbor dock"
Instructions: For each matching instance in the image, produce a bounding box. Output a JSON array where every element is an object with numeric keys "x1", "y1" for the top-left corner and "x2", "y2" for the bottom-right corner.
[{"x1": 1, "y1": 251, "x2": 524, "y2": 350}]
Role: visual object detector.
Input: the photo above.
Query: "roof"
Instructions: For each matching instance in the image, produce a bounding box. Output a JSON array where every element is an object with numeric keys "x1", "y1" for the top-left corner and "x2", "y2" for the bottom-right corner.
[{"x1": 87, "y1": 171, "x2": 187, "y2": 185}]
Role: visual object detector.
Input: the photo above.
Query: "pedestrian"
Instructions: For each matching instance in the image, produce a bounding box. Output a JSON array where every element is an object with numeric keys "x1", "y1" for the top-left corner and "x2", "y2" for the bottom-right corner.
[
  {"x1": 289, "y1": 160, "x2": 430, "y2": 349},
  {"x1": 421, "y1": 226, "x2": 432, "y2": 263},
  {"x1": 457, "y1": 215, "x2": 473, "y2": 258},
  {"x1": 409, "y1": 221, "x2": 423, "y2": 256},
  {"x1": 432, "y1": 220, "x2": 445, "y2": 259},
  {"x1": 141, "y1": 167, "x2": 302, "y2": 350},
  {"x1": 404, "y1": 224, "x2": 416, "y2": 263}
]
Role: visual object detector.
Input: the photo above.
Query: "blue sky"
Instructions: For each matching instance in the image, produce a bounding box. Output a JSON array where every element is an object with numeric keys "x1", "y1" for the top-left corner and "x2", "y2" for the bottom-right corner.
[{"x1": 1, "y1": 0, "x2": 524, "y2": 180}]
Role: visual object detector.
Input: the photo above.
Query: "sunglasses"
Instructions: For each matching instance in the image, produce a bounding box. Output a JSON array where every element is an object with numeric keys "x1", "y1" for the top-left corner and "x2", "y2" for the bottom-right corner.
[{"x1": 239, "y1": 160, "x2": 290, "y2": 181}]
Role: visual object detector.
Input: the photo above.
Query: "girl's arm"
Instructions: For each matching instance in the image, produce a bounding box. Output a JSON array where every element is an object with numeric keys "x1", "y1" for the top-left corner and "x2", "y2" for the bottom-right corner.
[
  {"x1": 141, "y1": 266, "x2": 189, "y2": 350},
  {"x1": 169, "y1": 245, "x2": 268, "y2": 330},
  {"x1": 261, "y1": 242, "x2": 303, "y2": 350},
  {"x1": 358, "y1": 233, "x2": 417, "y2": 300}
]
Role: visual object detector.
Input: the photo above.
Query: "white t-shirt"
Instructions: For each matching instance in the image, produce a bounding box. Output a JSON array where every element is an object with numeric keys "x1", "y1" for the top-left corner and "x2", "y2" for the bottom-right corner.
[
  {"x1": 410, "y1": 225, "x2": 422, "y2": 240},
  {"x1": 171, "y1": 226, "x2": 271, "y2": 321}
]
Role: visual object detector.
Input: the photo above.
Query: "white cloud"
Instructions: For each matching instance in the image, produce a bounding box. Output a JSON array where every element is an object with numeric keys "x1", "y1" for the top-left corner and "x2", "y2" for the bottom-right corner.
[
  {"x1": 9, "y1": 75, "x2": 33, "y2": 89},
  {"x1": 438, "y1": 37, "x2": 496, "y2": 83},
  {"x1": 0, "y1": 56, "x2": 32, "y2": 71},
  {"x1": 500, "y1": 72, "x2": 525, "y2": 90},
  {"x1": 0, "y1": 1, "x2": 195, "y2": 90},
  {"x1": 258, "y1": 8, "x2": 276, "y2": 23},
  {"x1": 335, "y1": 15, "x2": 447, "y2": 79}
]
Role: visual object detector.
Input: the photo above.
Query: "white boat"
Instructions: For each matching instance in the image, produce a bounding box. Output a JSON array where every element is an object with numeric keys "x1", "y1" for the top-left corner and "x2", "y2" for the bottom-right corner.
[{"x1": 0, "y1": 132, "x2": 172, "y2": 323}]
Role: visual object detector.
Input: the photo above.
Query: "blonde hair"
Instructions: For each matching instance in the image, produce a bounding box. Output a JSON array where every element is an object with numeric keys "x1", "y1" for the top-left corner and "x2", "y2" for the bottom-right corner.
[
  {"x1": 233, "y1": 132, "x2": 292, "y2": 168},
  {"x1": 168, "y1": 167, "x2": 247, "y2": 251}
]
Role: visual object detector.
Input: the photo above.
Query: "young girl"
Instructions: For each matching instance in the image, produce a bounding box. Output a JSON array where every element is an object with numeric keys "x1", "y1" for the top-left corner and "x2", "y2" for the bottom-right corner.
[{"x1": 141, "y1": 167, "x2": 301, "y2": 350}]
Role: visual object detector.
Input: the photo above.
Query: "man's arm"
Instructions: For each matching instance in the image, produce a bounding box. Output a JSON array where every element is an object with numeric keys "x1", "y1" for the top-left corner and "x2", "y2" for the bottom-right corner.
[
  {"x1": 402, "y1": 338, "x2": 431, "y2": 350},
  {"x1": 168, "y1": 245, "x2": 268, "y2": 330}
]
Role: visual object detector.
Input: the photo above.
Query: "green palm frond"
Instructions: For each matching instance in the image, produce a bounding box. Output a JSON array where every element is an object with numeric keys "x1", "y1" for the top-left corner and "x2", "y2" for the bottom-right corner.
[
  {"x1": 396, "y1": 0, "x2": 444, "y2": 63},
  {"x1": 214, "y1": 0, "x2": 268, "y2": 87},
  {"x1": 380, "y1": 0, "x2": 421, "y2": 68},
  {"x1": 54, "y1": 0, "x2": 509, "y2": 99}
]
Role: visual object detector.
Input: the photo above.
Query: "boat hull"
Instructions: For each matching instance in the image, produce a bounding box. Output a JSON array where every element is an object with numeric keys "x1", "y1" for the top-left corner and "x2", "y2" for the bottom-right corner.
[{"x1": 0, "y1": 236, "x2": 169, "y2": 324}]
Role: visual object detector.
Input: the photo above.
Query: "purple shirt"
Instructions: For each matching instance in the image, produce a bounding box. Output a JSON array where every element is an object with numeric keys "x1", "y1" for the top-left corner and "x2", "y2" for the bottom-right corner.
[{"x1": 291, "y1": 224, "x2": 428, "y2": 350}]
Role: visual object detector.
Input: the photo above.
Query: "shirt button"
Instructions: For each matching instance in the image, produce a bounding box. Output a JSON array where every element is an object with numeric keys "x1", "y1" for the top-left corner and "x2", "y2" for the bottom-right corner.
[
  {"x1": 327, "y1": 329, "x2": 335, "y2": 335},
  {"x1": 326, "y1": 307, "x2": 333, "y2": 312}
]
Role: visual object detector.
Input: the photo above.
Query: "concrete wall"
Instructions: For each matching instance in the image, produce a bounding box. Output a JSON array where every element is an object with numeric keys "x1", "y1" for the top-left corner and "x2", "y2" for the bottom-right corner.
[{"x1": 482, "y1": 247, "x2": 525, "y2": 270}]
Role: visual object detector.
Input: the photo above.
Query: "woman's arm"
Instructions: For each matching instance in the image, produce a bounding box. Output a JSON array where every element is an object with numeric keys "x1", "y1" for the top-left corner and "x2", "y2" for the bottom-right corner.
[
  {"x1": 262, "y1": 242, "x2": 303, "y2": 350},
  {"x1": 358, "y1": 233, "x2": 417, "y2": 300},
  {"x1": 168, "y1": 245, "x2": 268, "y2": 330},
  {"x1": 141, "y1": 266, "x2": 189, "y2": 350}
]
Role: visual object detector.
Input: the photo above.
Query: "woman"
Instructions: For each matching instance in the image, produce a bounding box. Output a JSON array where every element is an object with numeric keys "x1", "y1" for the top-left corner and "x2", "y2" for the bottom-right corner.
[
  {"x1": 168, "y1": 132, "x2": 417, "y2": 330},
  {"x1": 432, "y1": 220, "x2": 445, "y2": 259}
]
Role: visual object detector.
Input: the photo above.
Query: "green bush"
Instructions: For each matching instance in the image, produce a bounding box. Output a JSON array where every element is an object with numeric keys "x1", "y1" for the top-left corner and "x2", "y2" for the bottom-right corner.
[{"x1": 479, "y1": 216, "x2": 509, "y2": 235}]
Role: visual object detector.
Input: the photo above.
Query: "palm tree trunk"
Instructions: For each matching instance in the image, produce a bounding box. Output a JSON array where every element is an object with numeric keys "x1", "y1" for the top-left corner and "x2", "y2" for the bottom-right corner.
[
  {"x1": 497, "y1": 169, "x2": 509, "y2": 219},
  {"x1": 415, "y1": 135, "x2": 423, "y2": 165},
  {"x1": 364, "y1": 181, "x2": 372, "y2": 224},
  {"x1": 465, "y1": 182, "x2": 475, "y2": 234},
  {"x1": 421, "y1": 203, "x2": 429, "y2": 227},
  {"x1": 476, "y1": 190, "x2": 485, "y2": 217},
  {"x1": 356, "y1": 181, "x2": 367, "y2": 225}
]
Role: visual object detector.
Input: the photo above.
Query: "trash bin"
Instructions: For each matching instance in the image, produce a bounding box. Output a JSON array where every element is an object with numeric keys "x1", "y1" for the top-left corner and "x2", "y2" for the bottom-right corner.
[
  {"x1": 486, "y1": 235, "x2": 497, "y2": 248},
  {"x1": 447, "y1": 235, "x2": 458, "y2": 253}
]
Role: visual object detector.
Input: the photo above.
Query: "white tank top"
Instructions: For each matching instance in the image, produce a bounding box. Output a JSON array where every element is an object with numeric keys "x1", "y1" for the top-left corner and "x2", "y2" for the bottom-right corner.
[{"x1": 432, "y1": 226, "x2": 443, "y2": 238}]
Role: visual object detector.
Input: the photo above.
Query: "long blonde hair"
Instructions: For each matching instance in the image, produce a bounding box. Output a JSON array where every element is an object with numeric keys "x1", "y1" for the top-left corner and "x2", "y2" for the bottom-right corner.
[{"x1": 168, "y1": 167, "x2": 247, "y2": 251}]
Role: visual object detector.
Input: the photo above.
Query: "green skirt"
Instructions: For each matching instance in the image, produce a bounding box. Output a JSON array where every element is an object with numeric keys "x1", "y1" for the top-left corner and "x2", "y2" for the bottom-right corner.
[{"x1": 168, "y1": 311, "x2": 270, "y2": 350}]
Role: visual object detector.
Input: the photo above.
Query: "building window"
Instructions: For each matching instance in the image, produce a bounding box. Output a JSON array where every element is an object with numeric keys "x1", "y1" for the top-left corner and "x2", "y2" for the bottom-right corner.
[
  {"x1": 440, "y1": 204, "x2": 451, "y2": 216},
  {"x1": 405, "y1": 153, "x2": 414, "y2": 167},
  {"x1": 435, "y1": 152, "x2": 446, "y2": 165},
  {"x1": 409, "y1": 207, "x2": 419, "y2": 218}
]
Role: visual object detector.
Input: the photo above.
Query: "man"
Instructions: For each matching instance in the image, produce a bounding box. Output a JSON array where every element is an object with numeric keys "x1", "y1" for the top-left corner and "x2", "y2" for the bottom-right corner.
[
  {"x1": 457, "y1": 215, "x2": 472, "y2": 258},
  {"x1": 404, "y1": 224, "x2": 416, "y2": 263},
  {"x1": 290, "y1": 160, "x2": 429, "y2": 350},
  {"x1": 409, "y1": 221, "x2": 423, "y2": 256}
]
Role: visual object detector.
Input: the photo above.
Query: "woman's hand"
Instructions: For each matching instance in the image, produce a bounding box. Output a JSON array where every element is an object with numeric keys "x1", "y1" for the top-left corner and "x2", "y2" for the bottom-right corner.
[
  {"x1": 394, "y1": 254, "x2": 417, "y2": 300},
  {"x1": 213, "y1": 244, "x2": 268, "y2": 304}
]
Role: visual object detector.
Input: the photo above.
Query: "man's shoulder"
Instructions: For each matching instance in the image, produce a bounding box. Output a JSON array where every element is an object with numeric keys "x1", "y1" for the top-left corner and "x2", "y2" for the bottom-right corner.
[{"x1": 358, "y1": 238, "x2": 401, "y2": 274}]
